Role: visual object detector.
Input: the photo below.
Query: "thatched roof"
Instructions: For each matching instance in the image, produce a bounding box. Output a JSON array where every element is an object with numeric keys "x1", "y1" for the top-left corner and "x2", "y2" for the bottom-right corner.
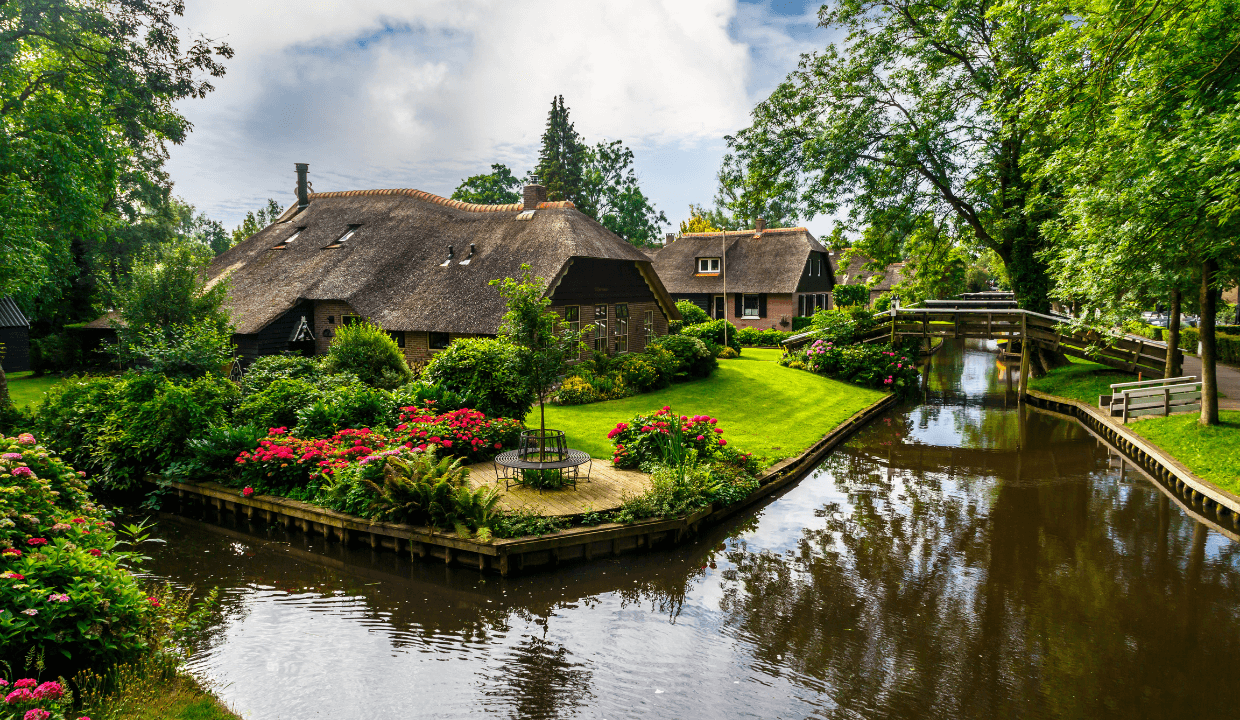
[
  {"x1": 208, "y1": 188, "x2": 676, "y2": 335},
  {"x1": 650, "y1": 227, "x2": 828, "y2": 294},
  {"x1": 830, "y1": 250, "x2": 906, "y2": 292}
]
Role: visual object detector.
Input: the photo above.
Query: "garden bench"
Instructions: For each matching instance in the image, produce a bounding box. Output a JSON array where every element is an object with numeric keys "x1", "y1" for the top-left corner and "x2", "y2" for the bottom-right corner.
[{"x1": 1105, "y1": 376, "x2": 1201, "y2": 422}]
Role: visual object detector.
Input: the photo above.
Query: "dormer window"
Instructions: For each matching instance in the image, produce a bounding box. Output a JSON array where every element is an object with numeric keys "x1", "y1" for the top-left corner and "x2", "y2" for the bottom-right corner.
[
  {"x1": 697, "y1": 257, "x2": 721, "y2": 273},
  {"x1": 324, "y1": 225, "x2": 359, "y2": 249}
]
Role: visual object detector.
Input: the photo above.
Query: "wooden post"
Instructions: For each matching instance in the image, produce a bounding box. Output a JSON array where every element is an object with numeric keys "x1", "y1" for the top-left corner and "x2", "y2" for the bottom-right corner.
[
  {"x1": 1018, "y1": 314, "x2": 1031, "y2": 398},
  {"x1": 1164, "y1": 387, "x2": 1170, "y2": 416}
]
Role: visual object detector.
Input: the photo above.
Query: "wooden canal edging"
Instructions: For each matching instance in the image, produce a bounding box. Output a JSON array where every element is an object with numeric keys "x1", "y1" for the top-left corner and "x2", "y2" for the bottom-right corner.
[
  {"x1": 150, "y1": 394, "x2": 898, "y2": 576},
  {"x1": 1025, "y1": 389, "x2": 1240, "y2": 530}
]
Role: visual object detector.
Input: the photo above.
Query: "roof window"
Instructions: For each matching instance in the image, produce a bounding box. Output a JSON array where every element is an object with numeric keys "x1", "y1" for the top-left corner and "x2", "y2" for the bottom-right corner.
[
  {"x1": 516, "y1": 210, "x2": 536, "y2": 221},
  {"x1": 272, "y1": 227, "x2": 304, "y2": 249},
  {"x1": 324, "y1": 225, "x2": 359, "y2": 249},
  {"x1": 697, "y1": 257, "x2": 721, "y2": 273},
  {"x1": 440, "y1": 245, "x2": 455, "y2": 267},
  {"x1": 458, "y1": 244, "x2": 476, "y2": 266}
]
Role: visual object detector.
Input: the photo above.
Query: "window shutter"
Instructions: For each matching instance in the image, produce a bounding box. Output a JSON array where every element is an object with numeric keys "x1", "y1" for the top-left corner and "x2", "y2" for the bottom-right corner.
[
  {"x1": 758, "y1": 294, "x2": 767, "y2": 318},
  {"x1": 734, "y1": 294, "x2": 742, "y2": 319}
]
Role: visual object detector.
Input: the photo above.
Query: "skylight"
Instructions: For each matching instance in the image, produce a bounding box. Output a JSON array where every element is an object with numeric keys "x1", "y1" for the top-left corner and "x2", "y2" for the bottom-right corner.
[
  {"x1": 324, "y1": 225, "x2": 359, "y2": 249},
  {"x1": 272, "y1": 228, "x2": 303, "y2": 249}
]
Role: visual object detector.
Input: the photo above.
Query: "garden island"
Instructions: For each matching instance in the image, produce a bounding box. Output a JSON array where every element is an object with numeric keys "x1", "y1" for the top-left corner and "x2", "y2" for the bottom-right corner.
[{"x1": 2, "y1": 0, "x2": 1239, "y2": 718}]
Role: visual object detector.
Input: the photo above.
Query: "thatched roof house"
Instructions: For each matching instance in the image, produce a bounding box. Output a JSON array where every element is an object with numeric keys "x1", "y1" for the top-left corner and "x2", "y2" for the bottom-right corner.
[
  {"x1": 649, "y1": 222, "x2": 834, "y2": 329},
  {"x1": 830, "y1": 250, "x2": 907, "y2": 305},
  {"x1": 208, "y1": 169, "x2": 679, "y2": 364}
]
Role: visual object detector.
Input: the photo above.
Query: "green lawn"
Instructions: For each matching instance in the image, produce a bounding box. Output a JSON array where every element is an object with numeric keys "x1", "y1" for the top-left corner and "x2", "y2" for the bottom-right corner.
[
  {"x1": 6, "y1": 370, "x2": 60, "y2": 409},
  {"x1": 1129, "y1": 410, "x2": 1240, "y2": 496},
  {"x1": 1029, "y1": 355, "x2": 1134, "y2": 405},
  {"x1": 541, "y1": 348, "x2": 887, "y2": 462}
]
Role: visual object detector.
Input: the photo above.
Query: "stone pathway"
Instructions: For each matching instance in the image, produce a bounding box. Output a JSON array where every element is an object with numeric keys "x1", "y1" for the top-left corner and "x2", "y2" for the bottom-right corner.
[{"x1": 465, "y1": 461, "x2": 652, "y2": 516}]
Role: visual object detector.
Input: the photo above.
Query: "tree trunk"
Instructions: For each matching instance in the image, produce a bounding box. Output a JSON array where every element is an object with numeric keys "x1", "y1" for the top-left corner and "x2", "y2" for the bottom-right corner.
[
  {"x1": 0, "y1": 361, "x2": 9, "y2": 408},
  {"x1": 1164, "y1": 288, "x2": 1181, "y2": 379},
  {"x1": 1200, "y1": 260, "x2": 1219, "y2": 426}
]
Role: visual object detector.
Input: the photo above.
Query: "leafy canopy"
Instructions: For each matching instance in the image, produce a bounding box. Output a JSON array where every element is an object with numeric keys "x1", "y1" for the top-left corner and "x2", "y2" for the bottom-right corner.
[{"x1": 451, "y1": 164, "x2": 522, "y2": 205}]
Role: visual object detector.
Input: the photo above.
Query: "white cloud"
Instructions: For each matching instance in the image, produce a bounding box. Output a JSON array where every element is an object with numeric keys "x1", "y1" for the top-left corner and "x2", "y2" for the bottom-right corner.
[{"x1": 168, "y1": 0, "x2": 832, "y2": 232}]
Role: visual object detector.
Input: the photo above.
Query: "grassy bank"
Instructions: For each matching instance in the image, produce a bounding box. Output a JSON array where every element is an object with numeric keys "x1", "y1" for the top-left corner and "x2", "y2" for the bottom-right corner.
[
  {"x1": 6, "y1": 370, "x2": 60, "y2": 408},
  {"x1": 1029, "y1": 355, "x2": 1133, "y2": 405},
  {"x1": 543, "y1": 348, "x2": 887, "y2": 461},
  {"x1": 1128, "y1": 410, "x2": 1240, "y2": 496}
]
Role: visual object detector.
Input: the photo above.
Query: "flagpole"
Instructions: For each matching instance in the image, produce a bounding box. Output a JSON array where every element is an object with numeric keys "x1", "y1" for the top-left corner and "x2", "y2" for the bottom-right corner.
[{"x1": 722, "y1": 229, "x2": 728, "y2": 348}]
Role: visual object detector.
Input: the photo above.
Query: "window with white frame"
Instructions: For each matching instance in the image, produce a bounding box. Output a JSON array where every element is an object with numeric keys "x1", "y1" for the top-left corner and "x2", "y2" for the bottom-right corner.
[
  {"x1": 614, "y1": 303, "x2": 629, "y2": 352},
  {"x1": 564, "y1": 305, "x2": 580, "y2": 334},
  {"x1": 644, "y1": 310, "x2": 654, "y2": 346},
  {"x1": 697, "y1": 257, "x2": 721, "y2": 273},
  {"x1": 594, "y1": 304, "x2": 608, "y2": 353},
  {"x1": 743, "y1": 294, "x2": 760, "y2": 317}
]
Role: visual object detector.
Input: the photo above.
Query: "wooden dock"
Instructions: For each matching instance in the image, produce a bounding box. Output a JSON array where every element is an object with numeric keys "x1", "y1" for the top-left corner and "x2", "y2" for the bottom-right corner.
[{"x1": 465, "y1": 461, "x2": 652, "y2": 516}]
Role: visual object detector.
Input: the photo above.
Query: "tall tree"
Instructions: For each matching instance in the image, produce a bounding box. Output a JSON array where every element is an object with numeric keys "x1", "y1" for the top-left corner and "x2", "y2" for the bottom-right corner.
[
  {"x1": 230, "y1": 199, "x2": 285, "y2": 246},
  {"x1": 1029, "y1": 0, "x2": 1240, "y2": 424},
  {"x1": 535, "y1": 95, "x2": 592, "y2": 215},
  {"x1": 581, "y1": 140, "x2": 668, "y2": 246},
  {"x1": 719, "y1": 0, "x2": 1060, "y2": 312},
  {"x1": 452, "y1": 163, "x2": 523, "y2": 205}
]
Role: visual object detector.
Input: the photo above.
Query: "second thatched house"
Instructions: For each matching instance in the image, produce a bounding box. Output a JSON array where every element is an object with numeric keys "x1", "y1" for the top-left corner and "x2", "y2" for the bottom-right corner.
[
  {"x1": 206, "y1": 167, "x2": 679, "y2": 365},
  {"x1": 647, "y1": 221, "x2": 835, "y2": 330}
]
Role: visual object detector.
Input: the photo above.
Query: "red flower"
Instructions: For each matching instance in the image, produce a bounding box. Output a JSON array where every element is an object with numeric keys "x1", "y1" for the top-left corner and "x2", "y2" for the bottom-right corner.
[
  {"x1": 242, "y1": 487, "x2": 255, "y2": 498},
  {"x1": 148, "y1": 596, "x2": 161, "y2": 607},
  {"x1": 88, "y1": 549, "x2": 102, "y2": 557},
  {"x1": 26, "y1": 538, "x2": 47, "y2": 547}
]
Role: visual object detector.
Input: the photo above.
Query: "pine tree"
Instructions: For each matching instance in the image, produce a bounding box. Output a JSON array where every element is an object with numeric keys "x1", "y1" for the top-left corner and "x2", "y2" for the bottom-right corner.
[{"x1": 535, "y1": 96, "x2": 592, "y2": 215}]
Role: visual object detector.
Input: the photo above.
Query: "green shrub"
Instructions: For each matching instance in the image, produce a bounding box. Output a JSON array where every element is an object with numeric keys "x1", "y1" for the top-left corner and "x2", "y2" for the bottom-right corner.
[
  {"x1": 833, "y1": 284, "x2": 869, "y2": 307},
  {"x1": 240, "y1": 354, "x2": 324, "y2": 396},
  {"x1": 809, "y1": 305, "x2": 878, "y2": 345},
  {"x1": 422, "y1": 337, "x2": 533, "y2": 419},
  {"x1": 719, "y1": 346, "x2": 739, "y2": 359},
  {"x1": 668, "y1": 319, "x2": 684, "y2": 335},
  {"x1": 648, "y1": 335, "x2": 717, "y2": 380},
  {"x1": 555, "y1": 376, "x2": 599, "y2": 405},
  {"x1": 680, "y1": 319, "x2": 741, "y2": 354},
  {"x1": 389, "y1": 381, "x2": 468, "y2": 417},
  {"x1": 354, "y1": 448, "x2": 498, "y2": 531},
  {"x1": 30, "y1": 333, "x2": 82, "y2": 374},
  {"x1": 792, "y1": 316, "x2": 813, "y2": 332},
  {"x1": 34, "y1": 373, "x2": 239, "y2": 488},
  {"x1": 294, "y1": 383, "x2": 390, "y2": 438},
  {"x1": 873, "y1": 292, "x2": 893, "y2": 312},
  {"x1": 234, "y1": 377, "x2": 320, "y2": 432},
  {"x1": 736, "y1": 326, "x2": 761, "y2": 345},
  {"x1": 183, "y1": 423, "x2": 268, "y2": 477},
  {"x1": 113, "y1": 323, "x2": 234, "y2": 378},
  {"x1": 323, "y1": 320, "x2": 414, "y2": 389},
  {"x1": 675, "y1": 300, "x2": 710, "y2": 325},
  {"x1": 614, "y1": 461, "x2": 718, "y2": 522},
  {"x1": 613, "y1": 353, "x2": 664, "y2": 392}
]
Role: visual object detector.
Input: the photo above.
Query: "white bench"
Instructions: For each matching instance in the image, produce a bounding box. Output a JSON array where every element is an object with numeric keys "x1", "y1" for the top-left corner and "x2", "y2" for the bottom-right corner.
[{"x1": 1106, "y1": 376, "x2": 1201, "y2": 421}]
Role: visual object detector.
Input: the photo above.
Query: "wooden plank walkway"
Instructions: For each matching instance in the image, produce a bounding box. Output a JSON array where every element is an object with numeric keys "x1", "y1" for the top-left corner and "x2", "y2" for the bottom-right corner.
[{"x1": 465, "y1": 461, "x2": 653, "y2": 517}]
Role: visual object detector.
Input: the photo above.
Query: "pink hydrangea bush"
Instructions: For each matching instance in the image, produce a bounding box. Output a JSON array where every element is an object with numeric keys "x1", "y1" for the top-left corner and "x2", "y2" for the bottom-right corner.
[
  {"x1": 0, "y1": 678, "x2": 80, "y2": 720},
  {"x1": 607, "y1": 407, "x2": 726, "y2": 470}
]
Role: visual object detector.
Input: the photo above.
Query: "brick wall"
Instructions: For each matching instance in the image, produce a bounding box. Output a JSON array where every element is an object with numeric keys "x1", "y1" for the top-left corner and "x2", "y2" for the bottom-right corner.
[
  {"x1": 725, "y1": 293, "x2": 796, "y2": 331},
  {"x1": 552, "y1": 299, "x2": 669, "y2": 359},
  {"x1": 314, "y1": 300, "x2": 484, "y2": 367}
]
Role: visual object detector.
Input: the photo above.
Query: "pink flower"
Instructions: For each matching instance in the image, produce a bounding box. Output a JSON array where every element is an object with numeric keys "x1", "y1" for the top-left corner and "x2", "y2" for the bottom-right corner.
[
  {"x1": 3, "y1": 572, "x2": 26, "y2": 580},
  {"x1": 1, "y1": 452, "x2": 22, "y2": 460},
  {"x1": 16, "y1": 433, "x2": 35, "y2": 445},
  {"x1": 21, "y1": 608, "x2": 37, "y2": 616},
  {"x1": 696, "y1": 435, "x2": 704, "y2": 441},
  {"x1": 5, "y1": 688, "x2": 35, "y2": 704},
  {"x1": 718, "y1": 439, "x2": 727, "y2": 446},
  {"x1": 242, "y1": 487, "x2": 255, "y2": 498},
  {"x1": 25, "y1": 538, "x2": 46, "y2": 547},
  {"x1": 47, "y1": 594, "x2": 69, "y2": 603},
  {"x1": 24, "y1": 709, "x2": 51, "y2": 720},
  {"x1": 71, "y1": 518, "x2": 86, "y2": 524},
  {"x1": 2, "y1": 548, "x2": 21, "y2": 557},
  {"x1": 11, "y1": 467, "x2": 33, "y2": 478},
  {"x1": 148, "y1": 597, "x2": 162, "y2": 607},
  {"x1": 13, "y1": 679, "x2": 36, "y2": 689},
  {"x1": 88, "y1": 549, "x2": 102, "y2": 557},
  {"x1": 713, "y1": 428, "x2": 724, "y2": 434},
  {"x1": 33, "y1": 681, "x2": 62, "y2": 700}
]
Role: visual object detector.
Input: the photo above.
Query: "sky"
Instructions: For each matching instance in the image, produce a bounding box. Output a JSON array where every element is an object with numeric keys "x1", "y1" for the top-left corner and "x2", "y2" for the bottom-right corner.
[{"x1": 167, "y1": 0, "x2": 838, "y2": 237}]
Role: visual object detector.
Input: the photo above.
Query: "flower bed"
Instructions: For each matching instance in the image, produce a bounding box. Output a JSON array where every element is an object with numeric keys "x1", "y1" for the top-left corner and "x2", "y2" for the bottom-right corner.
[
  {"x1": 607, "y1": 408, "x2": 726, "y2": 470},
  {"x1": 780, "y1": 340, "x2": 920, "y2": 394}
]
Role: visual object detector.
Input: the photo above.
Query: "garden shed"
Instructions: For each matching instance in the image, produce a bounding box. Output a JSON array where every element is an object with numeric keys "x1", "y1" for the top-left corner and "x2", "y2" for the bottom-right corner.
[
  {"x1": 209, "y1": 172, "x2": 680, "y2": 365},
  {"x1": 0, "y1": 296, "x2": 31, "y2": 372},
  {"x1": 649, "y1": 223, "x2": 835, "y2": 330}
]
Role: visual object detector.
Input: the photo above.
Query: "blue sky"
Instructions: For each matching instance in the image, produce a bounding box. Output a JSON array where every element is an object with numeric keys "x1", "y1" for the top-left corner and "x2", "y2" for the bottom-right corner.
[{"x1": 168, "y1": 0, "x2": 839, "y2": 236}]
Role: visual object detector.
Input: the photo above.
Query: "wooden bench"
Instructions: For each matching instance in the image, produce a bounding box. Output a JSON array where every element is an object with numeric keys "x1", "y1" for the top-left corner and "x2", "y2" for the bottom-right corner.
[{"x1": 1105, "y1": 376, "x2": 1201, "y2": 421}]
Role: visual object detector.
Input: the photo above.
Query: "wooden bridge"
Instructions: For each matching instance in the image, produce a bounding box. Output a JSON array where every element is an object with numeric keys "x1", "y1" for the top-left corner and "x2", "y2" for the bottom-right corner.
[{"x1": 784, "y1": 302, "x2": 1177, "y2": 394}]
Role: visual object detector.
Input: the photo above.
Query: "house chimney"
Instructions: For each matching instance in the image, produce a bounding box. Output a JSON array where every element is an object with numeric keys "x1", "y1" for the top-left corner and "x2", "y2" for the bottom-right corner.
[
  {"x1": 295, "y1": 163, "x2": 310, "y2": 210},
  {"x1": 523, "y1": 178, "x2": 548, "y2": 211},
  {"x1": 664, "y1": 233, "x2": 675, "y2": 246},
  {"x1": 755, "y1": 217, "x2": 766, "y2": 232}
]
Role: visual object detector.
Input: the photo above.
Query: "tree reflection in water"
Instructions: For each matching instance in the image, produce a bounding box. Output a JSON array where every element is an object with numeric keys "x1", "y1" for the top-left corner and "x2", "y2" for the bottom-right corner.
[{"x1": 483, "y1": 633, "x2": 594, "y2": 719}]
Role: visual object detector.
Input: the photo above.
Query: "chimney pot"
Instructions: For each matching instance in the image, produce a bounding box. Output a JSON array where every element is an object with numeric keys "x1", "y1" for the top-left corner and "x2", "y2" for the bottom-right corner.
[
  {"x1": 295, "y1": 163, "x2": 310, "y2": 210},
  {"x1": 523, "y1": 183, "x2": 548, "y2": 211},
  {"x1": 664, "y1": 233, "x2": 675, "y2": 246},
  {"x1": 755, "y1": 217, "x2": 766, "y2": 232}
]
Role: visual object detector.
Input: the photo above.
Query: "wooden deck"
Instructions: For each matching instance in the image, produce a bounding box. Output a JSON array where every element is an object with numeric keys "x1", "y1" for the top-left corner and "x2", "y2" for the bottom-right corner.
[{"x1": 465, "y1": 461, "x2": 653, "y2": 516}]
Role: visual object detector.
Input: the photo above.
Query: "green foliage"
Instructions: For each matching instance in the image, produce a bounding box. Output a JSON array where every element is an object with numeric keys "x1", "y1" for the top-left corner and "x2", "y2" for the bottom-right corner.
[
  {"x1": 294, "y1": 384, "x2": 390, "y2": 439},
  {"x1": 680, "y1": 319, "x2": 741, "y2": 355},
  {"x1": 675, "y1": 300, "x2": 710, "y2": 326},
  {"x1": 184, "y1": 423, "x2": 267, "y2": 477},
  {"x1": 323, "y1": 319, "x2": 414, "y2": 390},
  {"x1": 356, "y1": 449, "x2": 489, "y2": 530},
  {"x1": 234, "y1": 377, "x2": 319, "y2": 432},
  {"x1": 667, "y1": 319, "x2": 684, "y2": 335},
  {"x1": 554, "y1": 377, "x2": 599, "y2": 406},
  {"x1": 648, "y1": 335, "x2": 717, "y2": 380},
  {"x1": 582, "y1": 140, "x2": 668, "y2": 246},
  {"x1": 809, "y1": 306, "x2": 878, "y2": 345},
  {"x1": 30, "y1": 334, "x2": 81, "y2": 375},
  {"x1": 614, "y1": 461, "x2": 718, "y2": 523},
  {"x1": 786, "y1": 340, "x2": 920, "y2": 395},
  {"x1": 736, "y1": 327, "x2": 791, "y2": 347},
  {"x1": 452, "y1": 163, "x2": 522, "y2": 205},
  {"x1": 389, "y1": 381, "x2": 468, "y2": 417},
  {"x1": 423, "y1": 337, "x2": 534, "y2": 420},
  {"x1": 229, "y1": 199, "x2": 284, "y2": 247},
  {"x1": 113, "y1": 323, "x2": 234, "y2": 378},
  {"x1": 33, "y1": 372, "x2": 238, "y2": 488},
  {"x1": 536, "y1": 95, "x2": 591, "y2": 213},
  {"x1": 832, "y1": 284, "x2": 869, "y2": 308},
  {"x1": 239, "y1": 354, "x2": 324, "y2": 396},
  {"x1": 491, "y1": 509, "x2": 565, "y2": 539}
]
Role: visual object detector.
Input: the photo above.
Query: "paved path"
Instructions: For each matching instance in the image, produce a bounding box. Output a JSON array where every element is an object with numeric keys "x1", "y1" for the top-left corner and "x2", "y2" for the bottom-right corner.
[
  {"x1": 466, "y1": 461, "x2": 652, "y2": 516},
  {"x1": 1180, "y1": 354, "x2": 1240, "y2": 410}
]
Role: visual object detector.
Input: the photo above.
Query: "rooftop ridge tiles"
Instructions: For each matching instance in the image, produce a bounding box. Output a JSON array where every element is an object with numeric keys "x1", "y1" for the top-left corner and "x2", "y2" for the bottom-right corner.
[
  {"x1": 678, "y1": 227, "x2": 810, "y2": 237},
  {"x1": 306, "y1": 188, "x2": 523, "y2": 212}
]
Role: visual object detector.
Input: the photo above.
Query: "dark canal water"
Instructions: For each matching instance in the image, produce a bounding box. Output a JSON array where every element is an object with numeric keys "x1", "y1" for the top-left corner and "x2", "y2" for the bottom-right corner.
[{"x1": 142, "y1": 340, "x2": 1240, "y2": 719}]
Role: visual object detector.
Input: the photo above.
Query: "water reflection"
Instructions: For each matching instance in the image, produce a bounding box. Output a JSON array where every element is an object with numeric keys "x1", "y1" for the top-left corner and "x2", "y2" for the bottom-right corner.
[{"x1": 143, "y1": 340, "x2": 1240, "y2": 719}]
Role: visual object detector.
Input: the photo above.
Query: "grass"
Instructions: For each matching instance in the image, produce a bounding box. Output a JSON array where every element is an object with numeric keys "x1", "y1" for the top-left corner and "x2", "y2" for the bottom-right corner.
[
  {"x1": 6, "y1": 370, "x2": 60, "y2": 409},
  {"x1": 541, "y1": 348, "x2": 887, "y2": 462},
  {"x1": 1028, "y1": 355, "x2": 1134, "y2": 405},
  {"x1": 79, "y1": 662, "x2": 240, "y2": 720},
  {"x1": 1129, "y1": 410, "x2": 1240, "y2": 496}
]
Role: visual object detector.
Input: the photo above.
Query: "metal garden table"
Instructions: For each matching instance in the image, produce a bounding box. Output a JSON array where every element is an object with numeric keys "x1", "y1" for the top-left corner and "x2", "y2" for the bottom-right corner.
[{"x1": 493, "y1": 449, "x2": 593, "y2": 491}]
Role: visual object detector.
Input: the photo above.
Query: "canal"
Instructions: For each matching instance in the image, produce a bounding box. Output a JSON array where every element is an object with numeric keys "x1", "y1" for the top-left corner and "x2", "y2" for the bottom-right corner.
[{"x1": 142, "y1": 340, "x2": 1240, "y2": 719}]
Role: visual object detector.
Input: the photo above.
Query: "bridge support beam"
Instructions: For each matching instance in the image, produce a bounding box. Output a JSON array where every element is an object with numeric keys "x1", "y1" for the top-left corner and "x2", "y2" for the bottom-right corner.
[{"x1": 1018, "y1": 315, "x2": 1031, "y2": 398}]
